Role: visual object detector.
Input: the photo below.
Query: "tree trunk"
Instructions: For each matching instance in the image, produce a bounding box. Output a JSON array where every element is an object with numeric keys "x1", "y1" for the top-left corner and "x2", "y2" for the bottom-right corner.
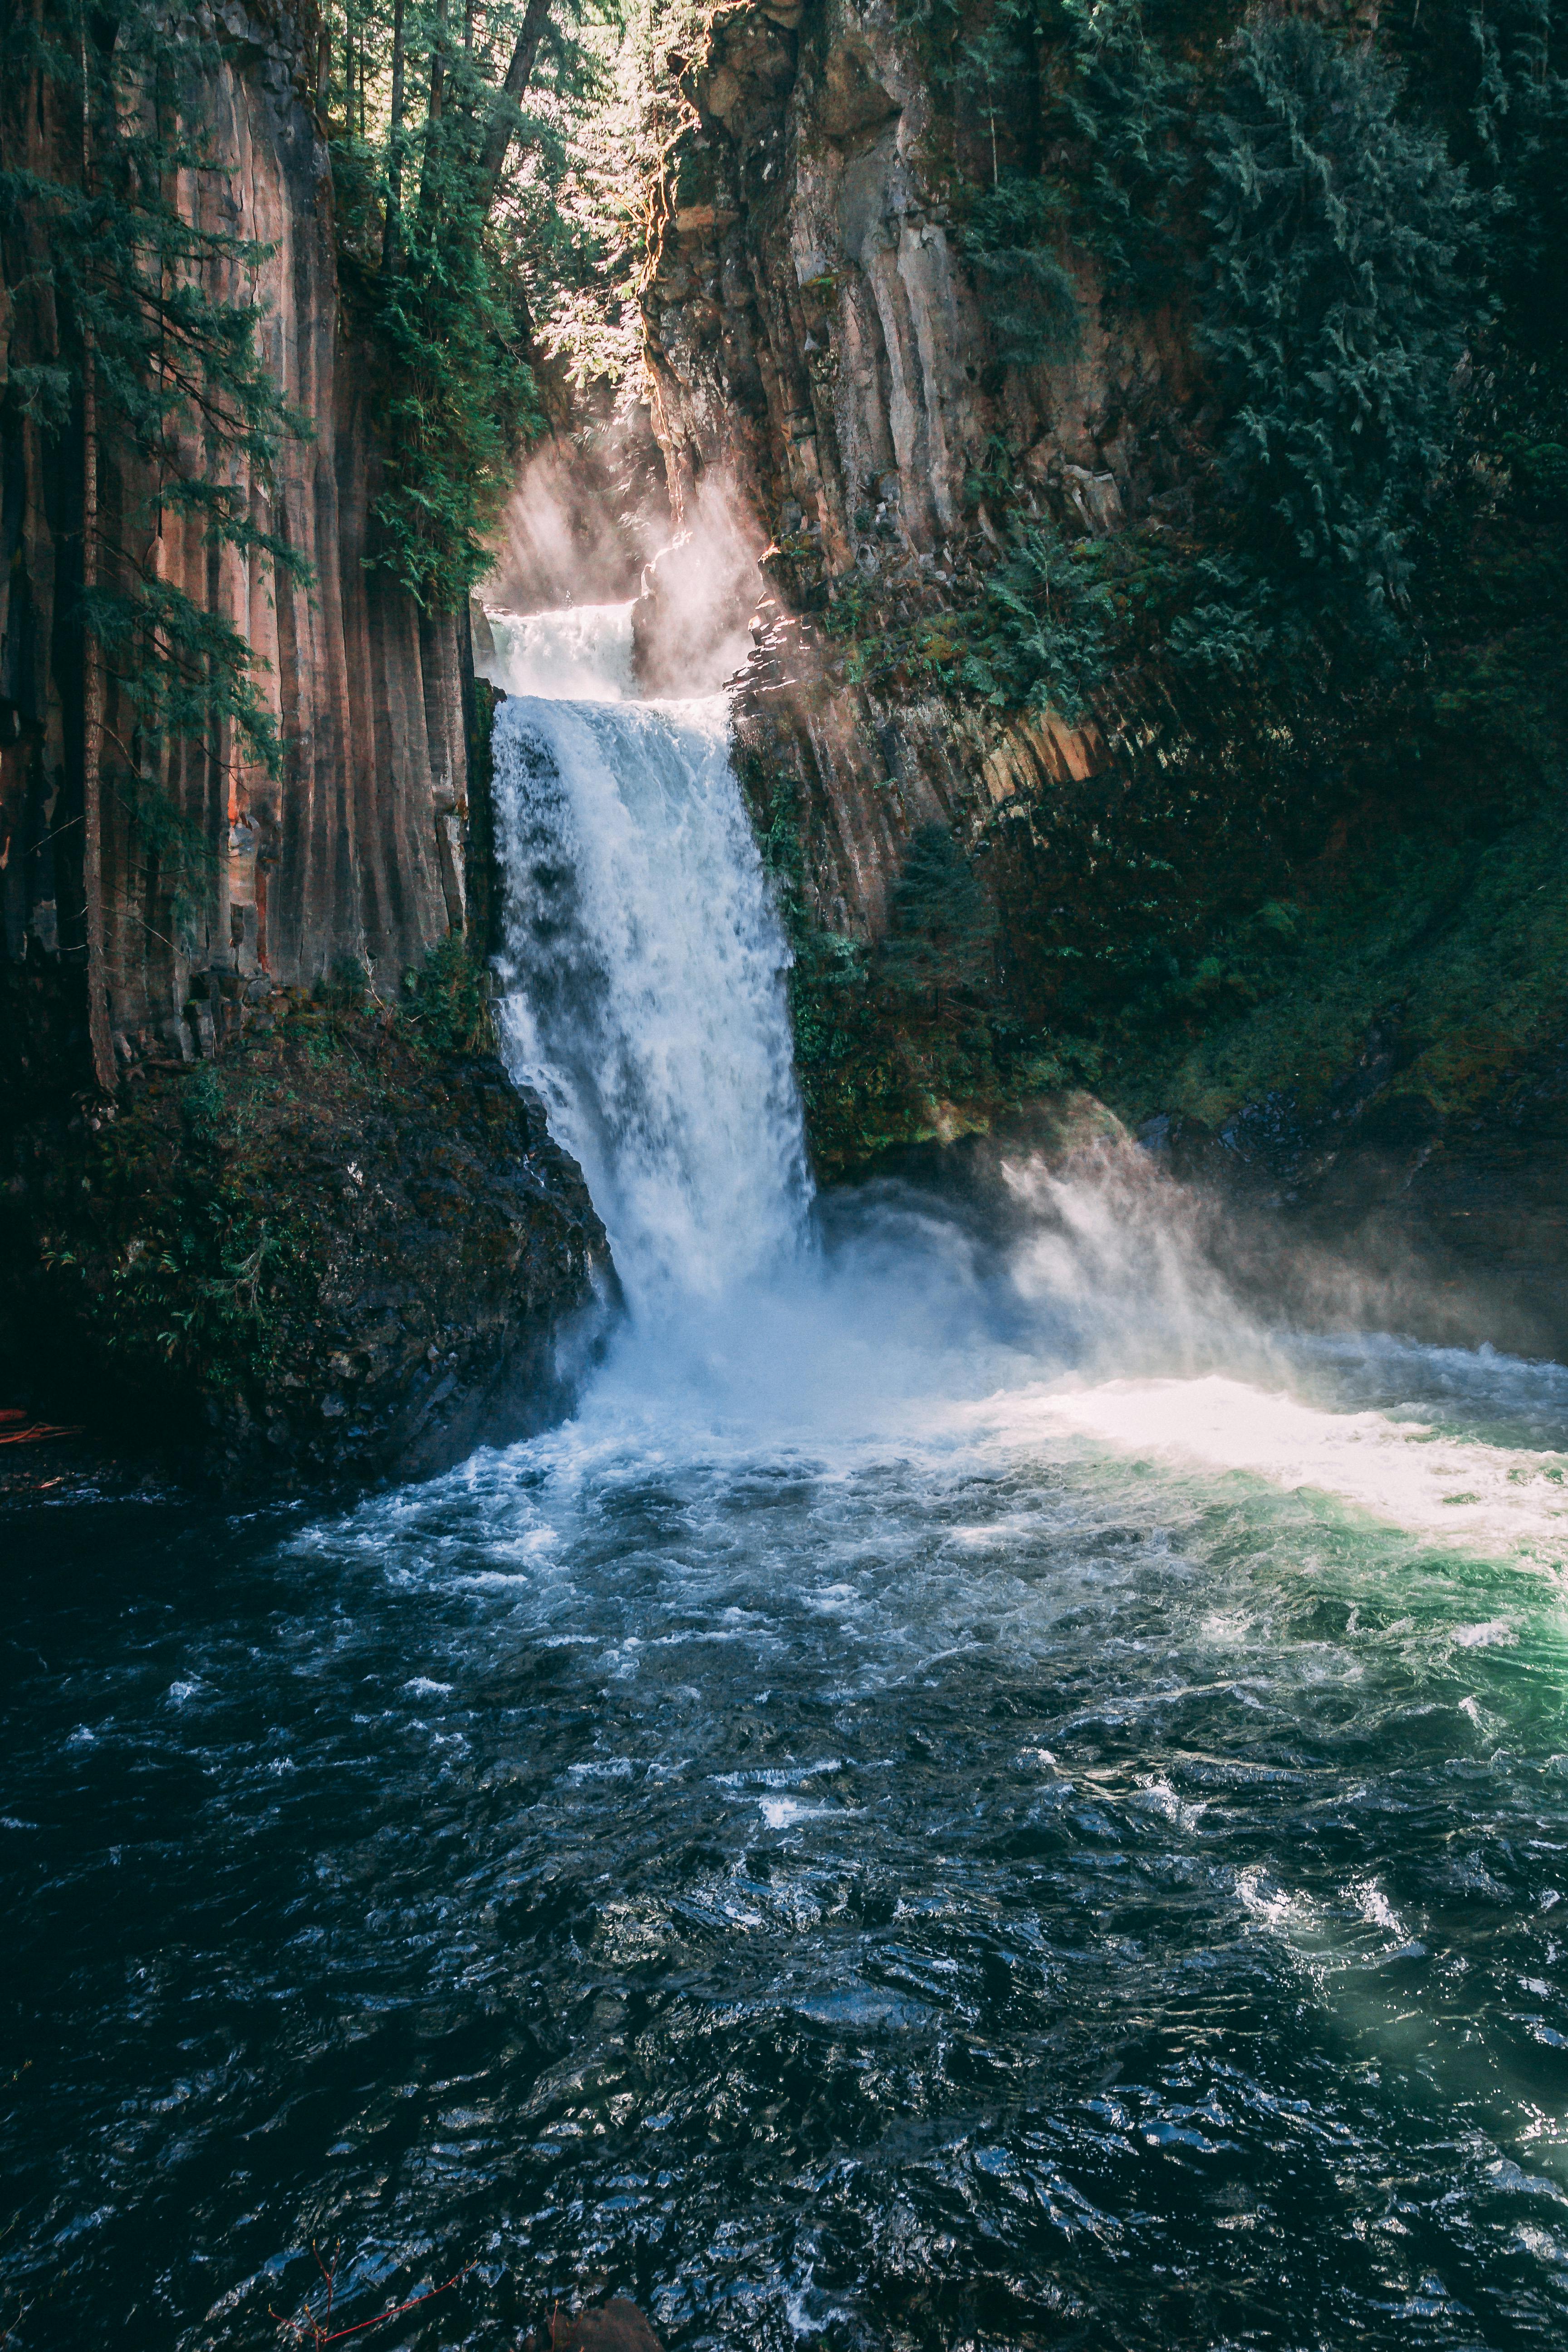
[
  {"x1": 416, "y1": 0, "x2": 448, "y2": 230},
  {"x1": 476, "y1": 0, "x2": 554, "y2": 215},
  {"x1": 428, "y1": 0, "x2": 446, "y2": 127},
  {"x1": 79, "y1": 29, "x2": 116, "y2": 1100},
  {"x1": 382, "y1": 0, "x2": 407, "y2": 274}
]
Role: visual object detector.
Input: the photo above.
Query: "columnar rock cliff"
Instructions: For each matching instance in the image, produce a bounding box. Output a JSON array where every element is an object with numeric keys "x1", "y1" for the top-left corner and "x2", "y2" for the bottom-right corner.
[
  {"x1": 0, "y1": 0, "x2": 467, "y2": 1081},
  {"x1": 640, "y1": 0, "x2": 1158, "y2": 930},
  {"x1": 0, "y1": 0, "x2": 608, "y2": 1477},
  {"x1": 639, "y1": 0, "x2": 1568, "y2": 1346}
]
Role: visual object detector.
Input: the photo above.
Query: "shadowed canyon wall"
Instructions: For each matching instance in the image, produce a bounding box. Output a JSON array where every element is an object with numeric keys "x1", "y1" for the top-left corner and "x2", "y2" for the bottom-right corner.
[
  {"x1": 638, "y1": 0, "x2": 1568, "y2": 1345},
  {"x1": 0, "y1": 0, "x2": 468, "y2": 1092}
]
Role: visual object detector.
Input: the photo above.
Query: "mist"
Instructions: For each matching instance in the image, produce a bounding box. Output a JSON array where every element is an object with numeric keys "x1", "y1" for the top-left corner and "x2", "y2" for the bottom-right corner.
[{"x1": 481, "y1": 431, "x2": 764, "y2": 701}]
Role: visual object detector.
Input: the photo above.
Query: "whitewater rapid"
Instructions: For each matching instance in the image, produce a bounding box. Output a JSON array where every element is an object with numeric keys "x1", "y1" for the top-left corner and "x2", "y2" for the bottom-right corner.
[{"x1": 475, "y1": 599, "x2": 1568, "y2": 1575}]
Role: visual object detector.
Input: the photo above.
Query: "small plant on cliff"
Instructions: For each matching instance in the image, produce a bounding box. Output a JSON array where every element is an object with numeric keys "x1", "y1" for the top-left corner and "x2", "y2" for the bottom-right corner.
[
  {"x1": 960, "y1": 177, "x2": 1080, "y2": 368},
  {"x1": 879, "y1": 826, "x2": 999, "y2": 1018},
  {"x1": 400, "y1": 933, "x2": 496, "y2": 1055},
  {"x1": 960, "y1": 519, "x2": 1169, "y2": 721}
]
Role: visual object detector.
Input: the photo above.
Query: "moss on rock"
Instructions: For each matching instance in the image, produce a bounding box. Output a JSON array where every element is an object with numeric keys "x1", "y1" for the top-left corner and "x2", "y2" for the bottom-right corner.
[{"x1": 0, "y1": 952, "x2": 610, "y2": 1485}]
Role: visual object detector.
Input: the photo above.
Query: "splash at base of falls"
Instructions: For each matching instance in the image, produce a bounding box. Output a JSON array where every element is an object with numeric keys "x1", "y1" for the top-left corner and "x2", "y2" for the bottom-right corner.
[
  {"x1": 8, "y1": 614, "x2": 1568, "y2": 2352},
  {"x1": 474, "y1": 599, "x2": 1568, "y2": 1576}
]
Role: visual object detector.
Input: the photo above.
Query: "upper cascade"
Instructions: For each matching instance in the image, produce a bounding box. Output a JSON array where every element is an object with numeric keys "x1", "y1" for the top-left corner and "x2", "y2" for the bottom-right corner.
[
  {"x1": 482, "y1": 603, "x2": 812, "y2": 1316},
  {"x1": 478, "y1": 601, "x2": 638, "y2": 703}
]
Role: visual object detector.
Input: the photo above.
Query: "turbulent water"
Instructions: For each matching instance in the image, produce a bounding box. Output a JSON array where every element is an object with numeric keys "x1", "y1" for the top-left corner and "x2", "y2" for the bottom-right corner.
[
  {"x1": 5, "y1": 616, "x2": 1568, "y2": 2352},
  {"x1": 482, "y1": 603, "x2": 808, "y2": 1308}
]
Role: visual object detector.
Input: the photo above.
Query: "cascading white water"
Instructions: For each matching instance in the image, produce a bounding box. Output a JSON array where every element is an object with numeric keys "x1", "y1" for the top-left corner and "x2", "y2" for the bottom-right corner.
[
  {"x1": 480, "y1": 602, "x2": 811, "y2": 1312},
  {"x1": 483, "y1": 603, "x2": 637, "y2": 703},
  {"x1": 475, "y1": 603, "x2": 1568, "y2": 1576}
]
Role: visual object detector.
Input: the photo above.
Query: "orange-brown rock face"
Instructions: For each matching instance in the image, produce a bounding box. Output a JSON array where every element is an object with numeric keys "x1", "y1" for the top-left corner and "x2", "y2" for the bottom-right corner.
[
  {"x1": 0, "y1": 3, "x2": 614, "y2": 1479},
  {"x1": 637, "y1": 0, "x2": 1177, "y2": 942},
  {"x1": 0, "y1": 0, "x2": 469, "y2": 1087}
]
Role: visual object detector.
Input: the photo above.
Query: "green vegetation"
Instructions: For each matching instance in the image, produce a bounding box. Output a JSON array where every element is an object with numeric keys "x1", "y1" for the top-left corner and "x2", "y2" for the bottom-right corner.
[
  {"x1": 808, "y1": 2, "x2": 1568, "y2": 1169},
  {"x1": 323, "y1": 0, "x2": 629, "y2": 606},
  {"x1": 321, "y1": 0, "x2": 705, "y2": 600},
  {"x1": 399, "y1": 930, "x2": 499, "y2": 1054},
  {"x1": 745, "y1": 754, "x2": 1081, "y2": 1175},
  {"x1": 0, "y1": 0, "x2": 309, "y2": 777},
  {"x1": 1111, "y1": 794, "x2": 1568, "y2": 1134},
  {"x1": 1181, "y1": 14, "x2": 1485, "y2": 671},
  {"x1": 31, "y1": 939, "x2": 501, "y2": 1396},
  {"x1": 960, "y1": 180, "x2": 1079, "y2": 369}
]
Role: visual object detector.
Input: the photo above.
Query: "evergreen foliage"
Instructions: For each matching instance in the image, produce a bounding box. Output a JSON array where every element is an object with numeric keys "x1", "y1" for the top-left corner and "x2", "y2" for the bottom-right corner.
[
  {"x1": 1179, "y1": 16, "x2": 1486, "y2": 669},
  {"x1": 321, "y1": 0, "x2": 627, "y2": 608},
  {"x1": 960, "y1": 178, "x2": 1079, "y2": 369},
  {"x1": 1043, "y1": 0, "x2": 1192, "y2": 296},
  {"x1": 880, "y1": 825, "x2": 998, "y2": 1013},
  {"x1": 960, "y1": 520, "x2": 1168, "y2": 720},
  {"x1": 0, "y1": 0, "x2": 310, "y2": 778},
  {"x1": 366, "y1": 50, "x2": 545, "y2": 608}
]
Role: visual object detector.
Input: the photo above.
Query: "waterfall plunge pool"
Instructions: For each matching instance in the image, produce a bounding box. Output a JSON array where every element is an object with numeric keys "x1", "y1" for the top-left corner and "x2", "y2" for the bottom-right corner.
[{"x1": 3, "y1": 607, "x2": 1567, "y2": 2352}]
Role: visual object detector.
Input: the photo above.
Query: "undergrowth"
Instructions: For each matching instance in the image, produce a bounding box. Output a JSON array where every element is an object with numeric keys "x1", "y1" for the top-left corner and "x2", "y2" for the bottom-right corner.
[{"x1": 23, "y1": 938, "x2": 500, "y2": 1400}]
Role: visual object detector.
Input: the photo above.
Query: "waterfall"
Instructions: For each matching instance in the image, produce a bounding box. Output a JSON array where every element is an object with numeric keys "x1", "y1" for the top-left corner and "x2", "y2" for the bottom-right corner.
[{"x1": 480, "y1": 602, "x2": 812, "y2": 1313}]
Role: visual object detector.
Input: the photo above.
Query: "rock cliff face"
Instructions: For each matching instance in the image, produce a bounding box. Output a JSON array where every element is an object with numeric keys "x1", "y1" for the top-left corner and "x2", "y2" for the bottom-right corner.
[
  {"x1": 0, "y1": 0, "x2": 468, "y2": 1079},
  {"x1": 646, "y1": 0, "x2": 1186, "y2": 571},
  {"x1": 1, "y1": 989, "x2": 611, "y2": 1483},
  {"x1": 641, "y1": 0, "x2": 1165, "y2": 928},
  {"x1": 641, "y1": 0, "x2": 1568, "y2": 1348},
  {"x1": 0, "y1": 0, "x2": 609, "y2": 1476}
]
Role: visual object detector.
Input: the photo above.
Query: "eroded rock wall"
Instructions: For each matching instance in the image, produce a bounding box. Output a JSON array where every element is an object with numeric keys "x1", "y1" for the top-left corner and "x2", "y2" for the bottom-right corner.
[
  {"x1": 0, "y1": 0, "x2": 467, "y2": 1094},
  {"x1": 640, "y1": 0, "x2": 1193, "y2": 930},
  {"x1": 0, "y1": 0, "x2": 611, "y2": 1477}
]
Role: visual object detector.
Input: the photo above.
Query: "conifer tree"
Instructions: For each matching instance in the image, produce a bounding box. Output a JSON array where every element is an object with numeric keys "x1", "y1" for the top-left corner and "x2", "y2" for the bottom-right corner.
[
  {"x1": 1, "y1": 0, "x2": 311, "y2": 1083},
  {"x1": 320, "y1": 0, "x2": 625, "y2": 608},
  {"x1": 881, "y1": 826, "x2": 998, "y2": 1016},
  {"x1": 1177, "y1": 20, "x2": 1482, "y2": 667}
]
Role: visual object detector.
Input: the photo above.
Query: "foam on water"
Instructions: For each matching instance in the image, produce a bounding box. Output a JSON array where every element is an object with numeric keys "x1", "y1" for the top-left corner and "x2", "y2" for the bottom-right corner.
[
  {"x1": 10, "y1": 593, "x2": 1568, "y2": 2352},
  {"x1": 473, "y1": 601, "x2": 1568, "y2": 1572},
  {"x1": 477, "y1": 598, "x2": 637, "y2": 701},
  {"x1": 1001, "y1": 1372, "x2": 1568, "y2": 1563}
]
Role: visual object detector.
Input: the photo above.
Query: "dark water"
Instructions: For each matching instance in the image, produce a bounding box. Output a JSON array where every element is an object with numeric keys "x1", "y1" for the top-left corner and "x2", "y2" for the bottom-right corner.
[{"x1": 5, "y1": 1214, "x2": 1568, "y2": 2352}]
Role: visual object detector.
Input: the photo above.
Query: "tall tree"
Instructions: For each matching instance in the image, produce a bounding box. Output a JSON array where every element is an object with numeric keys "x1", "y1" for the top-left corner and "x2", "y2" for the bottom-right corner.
[
  {"x1": 77, "y1": 4, "x2": 113, "y2": 1096},
  {"x1": 1, "y1": 0, "x2": 310, "y2": 1071},
  {"x1": 478, "y1": 0, "x2": 559, "y2": 211}
]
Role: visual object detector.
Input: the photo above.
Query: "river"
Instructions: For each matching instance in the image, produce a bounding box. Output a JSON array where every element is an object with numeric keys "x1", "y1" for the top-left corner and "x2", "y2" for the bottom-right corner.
[{"x1": 3, "y1": 611, "x2": 1566, "y2": 2349}]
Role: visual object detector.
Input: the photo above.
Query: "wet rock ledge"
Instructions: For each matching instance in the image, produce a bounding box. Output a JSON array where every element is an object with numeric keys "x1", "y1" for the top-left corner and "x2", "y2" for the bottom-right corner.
[{"x1": 0, "y1": 963, "x2": 611, "y2": 1486}]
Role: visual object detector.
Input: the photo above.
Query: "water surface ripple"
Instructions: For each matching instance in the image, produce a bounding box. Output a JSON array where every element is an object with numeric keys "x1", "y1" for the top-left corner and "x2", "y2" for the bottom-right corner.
[
  {"x1": 5, "y1": 1298, "x2": 1568, "y2": 2351},
  {"x1": 7, "y1": 603, "x2": 1567, "y2": 2348}
]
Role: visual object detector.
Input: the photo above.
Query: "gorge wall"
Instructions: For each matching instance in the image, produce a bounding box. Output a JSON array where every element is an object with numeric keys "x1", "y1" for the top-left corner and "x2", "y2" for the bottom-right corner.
[
  {"x1": 639, "y1": 0, "x2": 1568, "y2": 1350},
  {"x1": 1, "y1": 0, "x2": 470, "y2": 1083},
  {"x1": 641, "y1": 0, "x2": 1155, "y2": 926},
  {"x1": 0, "y1": 0, "x2": 608, "y2": 1479}
]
